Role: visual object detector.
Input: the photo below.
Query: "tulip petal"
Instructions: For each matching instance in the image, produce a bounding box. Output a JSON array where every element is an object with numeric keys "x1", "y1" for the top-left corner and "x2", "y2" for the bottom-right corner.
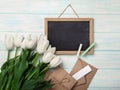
[
  {"x1": 14, "y1": 34, "x2": 24, "y2": 47},
  {"x1": 46, "y1": 45, "x2": 56, "y2": 54},
  {"x1": 5, "y1": 34, "x2": 14, "y2": 50},
  {"x1": 36, "y1": 37, "x2": 49, "y2": 54},
  {"x1": 49, "y1": 56, "x2": 62, "y2": 68},
  {"x1": 21, "y1": 39, "x2": 26, "y2": 49},
  {"x1": 42, "y1": 52, "x2": 54, "y2": 63},
  {"x1": 25, "y1": 35, "x2": 37, "y2": 49}
]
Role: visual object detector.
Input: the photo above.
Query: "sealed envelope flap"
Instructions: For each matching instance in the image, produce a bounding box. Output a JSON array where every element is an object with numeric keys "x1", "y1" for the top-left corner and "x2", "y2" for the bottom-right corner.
[
  {"x1": 80, "y1": 59, "x2": 97, "y2": 88},
  {"x1": 71, "y1": 59, "x2": 97, "y2": 90},
  {"x1": 50, "y1": 66, "x2": 77, "y2": 90},
  {"x1": 70, "y1": 59, "x2": 86, "y2": 86}
]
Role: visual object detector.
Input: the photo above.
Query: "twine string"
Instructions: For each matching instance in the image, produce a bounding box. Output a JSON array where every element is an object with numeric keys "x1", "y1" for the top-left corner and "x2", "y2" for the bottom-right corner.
[{"x1": 58, "y1": 4, "x2": 79, "y2": 18}]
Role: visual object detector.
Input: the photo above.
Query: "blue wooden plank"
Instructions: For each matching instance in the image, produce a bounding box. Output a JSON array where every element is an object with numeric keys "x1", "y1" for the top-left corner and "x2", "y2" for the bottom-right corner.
[
  {"x1": 88, "y1": 87, "x2": 120, "y2": 90},
  {"x1": 0, "y1": 14, "x2": 120, "y2": 32},
  {"x1": 0, "y1": 0, "x2": 119, "y2": 14},
  {"x1": 61, "y1": 51, "x2": 120, "y2": 69}
]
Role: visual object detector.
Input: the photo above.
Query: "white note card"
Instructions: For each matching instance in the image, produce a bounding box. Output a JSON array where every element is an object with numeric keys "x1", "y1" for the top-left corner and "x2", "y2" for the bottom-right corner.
[{"x1": 72, "y1": 65, "x2": 92, "y2": 80}]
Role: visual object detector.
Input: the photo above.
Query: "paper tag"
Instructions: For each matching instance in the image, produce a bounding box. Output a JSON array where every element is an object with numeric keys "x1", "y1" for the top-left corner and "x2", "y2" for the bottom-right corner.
[{"x1": 72, "y1": 65, "x2": 92, "y2": 80}]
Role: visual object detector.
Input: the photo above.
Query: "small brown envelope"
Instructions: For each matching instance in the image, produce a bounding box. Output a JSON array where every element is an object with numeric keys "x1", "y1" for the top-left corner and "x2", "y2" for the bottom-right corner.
[
  {"x1": 46, "y1": 67, "x2": 77, "y2": 90},
  {"x1": 70, "y1": 59, "x2": 97, "y2": 90}
]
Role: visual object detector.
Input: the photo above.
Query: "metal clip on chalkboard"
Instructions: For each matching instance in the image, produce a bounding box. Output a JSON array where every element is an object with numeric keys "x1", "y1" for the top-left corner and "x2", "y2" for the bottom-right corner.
[{"x1": 58, "y1": 4, "x2": 79, "y2": 18}]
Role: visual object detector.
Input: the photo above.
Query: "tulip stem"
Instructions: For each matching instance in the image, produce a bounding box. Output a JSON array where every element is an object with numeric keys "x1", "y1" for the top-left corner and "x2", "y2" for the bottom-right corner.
[
  {"x1": 39, "y1": 62, "x2": 43, "y2": 68},
  {"x1": 15, "y1": 47, "x2": 18, "y2": 58},
  {"x1": 39, "y1": 66, "x2": 49, "y2": 75},
  {"x1": 33, "y1": 53, "x2": 39, "y2": 65},
  {"x1": 7, "y1": 50, "x2": 11, "y2": 61}
]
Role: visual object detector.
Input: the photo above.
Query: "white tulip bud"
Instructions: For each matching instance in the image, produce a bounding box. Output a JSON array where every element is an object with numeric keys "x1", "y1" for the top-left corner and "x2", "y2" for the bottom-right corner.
[
  {"x1": 49, "y1": 56, "x2": 62, "y2": 68},
  {"x1": 14, "y1": 34, "x2": 24, "y2": 48},
  {"x1": 36, "y1": 35, "x2": 49, "y2": 54},
  {"x1": 25, "y1": 35, "x2": 37, "y2": 49},
  {"x1": 42, "y1": 52, "x2": 54, "y2": 63},
  {"x1": 5, "y1": 34, "x2": 14, "y2": 50},
  {"x1": 46, "y1": 45, "x2": 56, "y2": 54}
]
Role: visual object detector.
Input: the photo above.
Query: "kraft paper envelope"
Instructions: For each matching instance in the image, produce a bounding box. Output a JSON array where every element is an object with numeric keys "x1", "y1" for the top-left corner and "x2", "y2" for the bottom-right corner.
[
  {"x1": 70, "y1": 59, "x2": 97, "y2": 90},
  {"x1": 45, "y1": 67, "x2": 76, "y2": 90},
  {"x1": 45, "y1": 71, "x2": 52, "y2": 80},
  {"x1": 70, "y1": 59, "x2": 86, "y2": 85}
]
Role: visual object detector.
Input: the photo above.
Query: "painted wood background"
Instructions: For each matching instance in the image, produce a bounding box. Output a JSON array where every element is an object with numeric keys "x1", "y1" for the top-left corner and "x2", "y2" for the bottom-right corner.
[{"x1": 0, "y1": 0, "x2": 120, "y2": 90}]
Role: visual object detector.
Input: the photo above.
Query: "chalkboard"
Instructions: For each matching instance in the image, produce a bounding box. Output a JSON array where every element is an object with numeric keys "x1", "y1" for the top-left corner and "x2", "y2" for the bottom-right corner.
[{"x1": 45, "y1": 18, "x2": 94, "y2": 54}]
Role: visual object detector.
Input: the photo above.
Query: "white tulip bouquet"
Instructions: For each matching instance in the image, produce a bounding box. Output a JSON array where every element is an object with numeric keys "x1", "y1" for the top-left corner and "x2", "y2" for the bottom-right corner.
[{"x1": 0, "y1": 34, "x2": 62, "y2": 90}]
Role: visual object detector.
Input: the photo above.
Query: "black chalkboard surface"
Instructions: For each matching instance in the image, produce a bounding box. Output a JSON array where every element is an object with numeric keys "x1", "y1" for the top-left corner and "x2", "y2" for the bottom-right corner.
[{"x1": 45, "y1": 18, "x2": 93, "y2": 54}]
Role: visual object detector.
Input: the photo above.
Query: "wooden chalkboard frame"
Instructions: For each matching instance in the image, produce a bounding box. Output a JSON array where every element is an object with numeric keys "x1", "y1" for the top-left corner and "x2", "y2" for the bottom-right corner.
[{"x1": 45, "y1": 18, "x2": 94, "y2": 55}]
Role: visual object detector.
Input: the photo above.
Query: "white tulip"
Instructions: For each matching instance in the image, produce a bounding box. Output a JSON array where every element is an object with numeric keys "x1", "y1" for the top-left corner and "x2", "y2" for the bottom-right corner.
[
  {"x1": 46, "y1": 45, "x2": 56, "y2": 54},
  {"x1": 25, "y1": 35, "x2": 37, "y2": 49},
  {"x1": 42, "y1": 52, "x2": 54, "y2": 63},
  {"x1": 5, "y1": 34, "x2": 14, "y2": 50},
  {"x1": 36, "y1": 35, "x2": 49, "y2": 54},
  {"x1": 49, "y1": 56, "x2": 62, "y2": 68},
  {"x1": 21, "y1": 39, "x2": 26, "y2": 49},
  {"x1": 14, "y1": 34, "x2": 24, "y2": 48},
  {"x1": 37, "y1": 35, "x2": 46, "y2": 41}
]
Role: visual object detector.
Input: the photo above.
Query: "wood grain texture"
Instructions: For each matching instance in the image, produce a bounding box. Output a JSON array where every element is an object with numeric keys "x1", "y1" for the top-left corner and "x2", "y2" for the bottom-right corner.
[
  {"x1": 88, "y1": 88, "x2": 120, "y2": 90},
  {"x1": 0, "y1": 0, "x2": 120, "y2": 90},
  {"x1": 0, "y1": 14, "x2": 120, "y2": 32},
  {"x1": 0, "y1": 0, "x2": 119, "y2": 14},
  {"x1": 60, "y1": 51, "x2": 120, "y2": 69}
]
